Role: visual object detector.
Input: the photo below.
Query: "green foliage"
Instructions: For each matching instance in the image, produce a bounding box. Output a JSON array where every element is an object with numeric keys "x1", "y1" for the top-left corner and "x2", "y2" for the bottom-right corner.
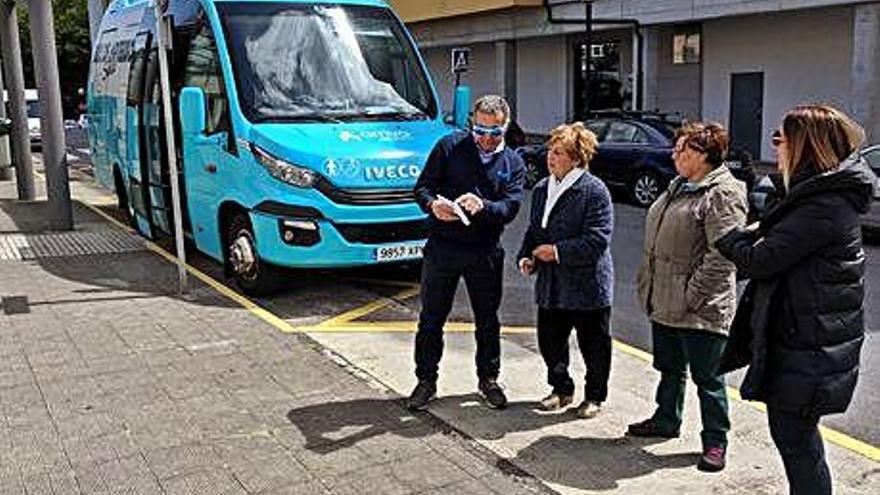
[{"x1": 6, "y1": 0, "x2": 92, "y2": 116}]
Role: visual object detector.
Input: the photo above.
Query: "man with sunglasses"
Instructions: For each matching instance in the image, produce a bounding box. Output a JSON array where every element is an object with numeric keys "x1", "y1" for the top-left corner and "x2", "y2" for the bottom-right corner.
[{"x1": 409, "y1": 95, "x2": 526, "y2": 411}]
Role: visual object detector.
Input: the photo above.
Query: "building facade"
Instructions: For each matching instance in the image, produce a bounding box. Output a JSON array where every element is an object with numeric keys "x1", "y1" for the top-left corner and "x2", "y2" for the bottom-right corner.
[{"x1": 389, "y1": 0, "x2": 880, "y2": 161}]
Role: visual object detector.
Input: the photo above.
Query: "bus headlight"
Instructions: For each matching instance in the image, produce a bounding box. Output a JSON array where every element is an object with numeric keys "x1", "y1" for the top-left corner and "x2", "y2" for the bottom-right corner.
[{"x1": 251, "y1": 143, "x2": 316, "y2": 188}]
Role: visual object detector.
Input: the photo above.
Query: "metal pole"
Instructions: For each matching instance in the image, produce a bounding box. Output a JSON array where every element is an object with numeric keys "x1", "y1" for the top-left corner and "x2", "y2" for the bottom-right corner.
[
  {"x1": 583, "y1": 0, "x2": 592, "y2": 119},
  {"x1": 0, "y1": 0, "x2": 34, "y2": 200},
  {"x1": 28, "y1": 0, "x2": 73, "y2": 230},
  {"x1": 156, "y1": 6, "x2": 189, "y2": 294},
  {"x1": 0, "y1": 55, "x2": 11, "y2": 181},
  {"x1": 631, "y1": 29, "x2": 640, "y2": 111},
  {"x1": 87, "y1": 0, "x2": 107, "y2": 45}
]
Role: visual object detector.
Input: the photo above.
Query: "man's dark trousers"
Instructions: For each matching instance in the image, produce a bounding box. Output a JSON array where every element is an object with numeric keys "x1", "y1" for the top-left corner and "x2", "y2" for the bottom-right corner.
[{"x1": 415, "y1": 239, "x2": 505, "y2": 383}]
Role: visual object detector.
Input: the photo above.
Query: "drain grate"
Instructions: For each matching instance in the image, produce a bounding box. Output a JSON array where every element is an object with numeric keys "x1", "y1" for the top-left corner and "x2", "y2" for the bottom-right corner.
[{"x1": 0, "y1": 230, "x2": 146, "y2": 261}]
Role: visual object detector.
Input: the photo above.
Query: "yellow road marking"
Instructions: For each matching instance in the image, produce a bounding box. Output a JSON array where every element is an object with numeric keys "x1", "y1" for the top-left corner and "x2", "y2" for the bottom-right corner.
[
  {"x1": 78, "y1": 197, "x2": 880, "y2": 464},
  {"x1": 304, "y1": 321, "x2": 534, "y2": 334},
  {"x1": 317, "y1": 285, "x2": 420, "y2": 327},
  {"x1": 80, "y1": 201, "x2": 303, "y2": 335}
]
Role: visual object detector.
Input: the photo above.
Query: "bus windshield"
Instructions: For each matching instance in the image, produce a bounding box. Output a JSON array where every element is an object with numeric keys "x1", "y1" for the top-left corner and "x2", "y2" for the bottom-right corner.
[{"x1": 217, "y1": 2, "x2": 436, "y2": 123}]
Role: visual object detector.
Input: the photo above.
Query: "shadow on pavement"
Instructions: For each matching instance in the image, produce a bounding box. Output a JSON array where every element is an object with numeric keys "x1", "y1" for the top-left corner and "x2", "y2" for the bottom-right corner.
[
  {"x1": 286, "y1": 397, "x2": 426, "y2": 454},
  {"x1": 509, "y1": 434, "x2": 699, "y2": 492},
  {"x1": 285, "y1": 395, "x2": 699, "y2": 492}
]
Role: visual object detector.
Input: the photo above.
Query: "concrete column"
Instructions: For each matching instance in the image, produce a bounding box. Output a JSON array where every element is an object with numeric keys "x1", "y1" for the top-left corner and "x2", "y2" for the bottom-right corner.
[
  {"x1": 0, "y1": 57, "x2": 11, "y2": 181},
  {"x1": 641, "y1": 26, "x2": 661, "y2": 113},
  {"x1": 0, "y1": 0, "x2": 34, "y2": 199},
  {"x1": 28, "y1": 0, "x2": 72, "y2": 229},
  {"x1": 851, "y1": 4, "x2": 880, "y2": 143},
  {"x1": 494, "y1": 40, "x2": 517, "y2": 117},
  {"x1": 87, "y1": 0, "x2": 107, "y2": 45}
]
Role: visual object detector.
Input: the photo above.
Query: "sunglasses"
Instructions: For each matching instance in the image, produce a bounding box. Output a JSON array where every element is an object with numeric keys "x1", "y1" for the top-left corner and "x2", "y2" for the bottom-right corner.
[
  {"x1": 771, "y1": 129, "x2": 784, "y2": 147},
  {"x1": 472, "y1": 124, "x2": 506, "y2": 138}
]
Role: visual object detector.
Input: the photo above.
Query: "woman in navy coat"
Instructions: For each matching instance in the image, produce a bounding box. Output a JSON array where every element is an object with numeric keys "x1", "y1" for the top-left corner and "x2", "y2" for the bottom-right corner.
[{"x1": 517, "y1": 122, "x2": 614, "y2": 418}]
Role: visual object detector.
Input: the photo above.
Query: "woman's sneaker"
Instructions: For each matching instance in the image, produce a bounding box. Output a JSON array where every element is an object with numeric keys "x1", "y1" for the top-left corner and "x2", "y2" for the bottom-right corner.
[
  {"x1": 539, "y1": 393, "x2": 574, "y2": 411},
  {"x1": 697, "y1": 446, "x2": 726, "y2": 472},
  {"x1": 576, "y1": 401, "x2": 602, "y2": 419},
  {"x1": 625, "y1": 418, "x2": 680, "y2": 438}
]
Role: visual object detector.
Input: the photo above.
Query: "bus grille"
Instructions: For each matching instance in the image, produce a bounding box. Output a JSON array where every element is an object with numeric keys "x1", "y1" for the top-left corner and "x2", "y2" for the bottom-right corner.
[
  {"x1": 315, "y1": 178, "x2": 415, "y2": 205},
  {"x1": 335, "y1": 220, "x2": 428, "y2": 245}
]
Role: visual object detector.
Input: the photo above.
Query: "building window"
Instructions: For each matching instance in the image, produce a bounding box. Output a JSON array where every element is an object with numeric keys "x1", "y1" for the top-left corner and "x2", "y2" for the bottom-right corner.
[{"x1": 673, "y1": 29, "x2": 701, "y2": 65}]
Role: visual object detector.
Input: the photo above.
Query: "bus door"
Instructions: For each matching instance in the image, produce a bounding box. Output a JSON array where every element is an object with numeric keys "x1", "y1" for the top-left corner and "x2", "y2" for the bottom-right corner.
[
  {"x1": 141, "y1": 46, "x2": 174, "y2": 236},
  {"x1": 179, "y1": 18, "x2": 236, "y2": 260},
  {"x1": 125, "y1": 31, "x2": 154, "y2": 238}
]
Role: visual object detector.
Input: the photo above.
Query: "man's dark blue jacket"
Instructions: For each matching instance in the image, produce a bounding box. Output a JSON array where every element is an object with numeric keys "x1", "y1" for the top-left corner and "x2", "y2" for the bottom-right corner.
[
  {"x1": 414, "y1": 131, "x2": 525, "y2": 250},
  {"x1": 517, "y1": 172, "x2": 614, "y2": 311}
]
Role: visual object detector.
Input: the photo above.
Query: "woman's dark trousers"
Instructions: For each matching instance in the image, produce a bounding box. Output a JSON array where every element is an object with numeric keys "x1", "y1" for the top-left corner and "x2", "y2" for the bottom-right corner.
[
  {"x1": 650, "y1": 323, "x2": 730, "y2": 449},
  {"x1": 537, "y1": 307, "x2": 612, "y2": 402},
  {"x1": 767, "y1": 406, "x2": 832, "y2": 495}
]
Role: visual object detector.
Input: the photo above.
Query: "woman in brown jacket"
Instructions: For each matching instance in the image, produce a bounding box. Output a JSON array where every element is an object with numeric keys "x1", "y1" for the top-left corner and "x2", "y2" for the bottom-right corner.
[{"x1": 628, "y1": 122, "x2": 748, "y2": 472}]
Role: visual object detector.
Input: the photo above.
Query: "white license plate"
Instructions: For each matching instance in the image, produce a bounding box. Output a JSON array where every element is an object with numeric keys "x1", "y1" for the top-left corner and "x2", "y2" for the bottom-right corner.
[{"x1": 375, "y1": 243, "x2": 424, "y2": 262}]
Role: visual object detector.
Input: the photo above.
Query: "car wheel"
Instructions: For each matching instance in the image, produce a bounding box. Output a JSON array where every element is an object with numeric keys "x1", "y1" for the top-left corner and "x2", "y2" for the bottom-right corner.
[
  {"x1": 524, "y1": 158, "x2": 544, "y2": 189},
  {"x1": 226, "y1": 212, "x2": 280, "y2": 296},
  {"x1": 631, "y1": 170, "x2": 662, "y2": 207}
]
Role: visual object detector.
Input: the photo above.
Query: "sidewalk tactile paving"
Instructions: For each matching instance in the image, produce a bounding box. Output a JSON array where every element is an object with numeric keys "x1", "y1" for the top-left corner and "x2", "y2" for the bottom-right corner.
[{"x1": 0, "y1": 230, "x2": 145, "y2": 261}]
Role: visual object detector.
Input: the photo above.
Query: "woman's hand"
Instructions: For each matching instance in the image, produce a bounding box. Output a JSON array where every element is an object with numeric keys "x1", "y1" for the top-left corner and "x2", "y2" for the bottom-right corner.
[
  {"x1": 532, "y1": 244, "x2": 557, "y2": 263},
  {"x1": 519, "y1": 258, "x2": 535, "y2": 276}
]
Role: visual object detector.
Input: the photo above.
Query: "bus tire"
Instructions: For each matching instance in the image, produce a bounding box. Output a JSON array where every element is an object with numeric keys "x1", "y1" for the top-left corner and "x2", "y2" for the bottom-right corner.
[{"x1": 226, "y1": 212, "x2": 281, "y2": 296}]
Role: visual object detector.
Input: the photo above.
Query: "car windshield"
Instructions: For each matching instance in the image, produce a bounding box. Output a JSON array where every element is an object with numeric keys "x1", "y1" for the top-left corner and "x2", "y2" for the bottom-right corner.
[{"x1": 217, "y1": 2, "x2": 436, "y2": 123}]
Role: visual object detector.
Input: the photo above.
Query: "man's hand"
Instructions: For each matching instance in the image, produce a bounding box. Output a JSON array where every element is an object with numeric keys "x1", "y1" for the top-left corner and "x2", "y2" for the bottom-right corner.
[
  {"x1": 455, "y1": 193, "x2": 484, "y2": 215},
  {"x1": 430, "y1": 199, "x2": 459, "y2": 222},
  {"x1": 519, "y1": 258, "x2": 535, "y2": 276},
  {"x1": 532, "y1": 244, "x2": 557, "y2": 263}
]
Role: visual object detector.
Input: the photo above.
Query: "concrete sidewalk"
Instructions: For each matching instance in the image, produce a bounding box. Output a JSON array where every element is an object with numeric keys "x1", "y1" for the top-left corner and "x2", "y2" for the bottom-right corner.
[{"x1": 0, "y1": 180, "x2": 549, "y2": 494}]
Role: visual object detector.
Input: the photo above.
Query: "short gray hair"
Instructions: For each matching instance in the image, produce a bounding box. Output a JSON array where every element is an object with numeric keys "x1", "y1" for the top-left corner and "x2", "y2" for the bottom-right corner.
[{"x1": 473, "y1": 94, "x2": 510, "y2": 127}]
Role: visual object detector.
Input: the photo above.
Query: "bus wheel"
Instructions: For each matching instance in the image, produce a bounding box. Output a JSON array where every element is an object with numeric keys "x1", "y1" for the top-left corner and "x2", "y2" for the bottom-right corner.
[{"x1": 226, "y1": 213, "x2": 280, "y2": 296}]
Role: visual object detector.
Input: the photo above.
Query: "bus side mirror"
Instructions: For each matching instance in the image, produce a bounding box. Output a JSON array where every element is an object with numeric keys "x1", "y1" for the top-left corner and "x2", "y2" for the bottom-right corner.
[
  {"x1": 180, "y1": 87, "x2": 207, "y2": 135},
  {"x1": 0, "y1": 118, "x2": 12, "y2": 137},
  {"x1": 453, "y1": 85, "x2": 471, "y2": 129}
]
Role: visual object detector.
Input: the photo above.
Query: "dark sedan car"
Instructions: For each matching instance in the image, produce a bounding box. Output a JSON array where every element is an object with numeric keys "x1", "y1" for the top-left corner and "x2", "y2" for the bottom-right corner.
[{"x1": 517, "y1": 115, "x2": 755, "y2": 208}]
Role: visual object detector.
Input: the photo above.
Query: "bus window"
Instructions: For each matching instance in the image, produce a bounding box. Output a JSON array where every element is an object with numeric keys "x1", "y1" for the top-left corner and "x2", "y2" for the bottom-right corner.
[
  {"x1": 182, "y1": 21, "x2": 229, "y2": 135},
  {"x1": 126, "y1": 33, "x2": 151, "y2": 107}
]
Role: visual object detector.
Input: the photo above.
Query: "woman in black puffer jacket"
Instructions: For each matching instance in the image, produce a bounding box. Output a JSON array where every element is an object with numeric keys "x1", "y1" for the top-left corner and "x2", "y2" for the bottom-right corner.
[{"x1": 716, "y1": 105, "x2": 875, "y2": 495}]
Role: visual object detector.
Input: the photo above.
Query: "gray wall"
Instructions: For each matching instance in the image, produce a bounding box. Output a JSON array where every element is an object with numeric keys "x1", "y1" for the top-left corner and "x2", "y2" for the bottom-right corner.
[
  {"x1": 517, "y1": 36, "x2": 569, "y2": 135},
  {"x1": 644, "y1": 25, "x2": 702, "y2": 120},
  {"x1": 702, "y1": 7, "x2": 854, "y2": 160}
]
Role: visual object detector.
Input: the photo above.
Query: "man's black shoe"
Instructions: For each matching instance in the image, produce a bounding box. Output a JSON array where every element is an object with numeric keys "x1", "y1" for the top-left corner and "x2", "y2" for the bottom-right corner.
[
  {"x1": 407, "y1": 381, "x2": 436, "y2": 411},
  {"x1": 625, "y1": 418, "x2": 680, "y2": 438},
  {"x1": 478, "y1": 379, "x2": 508, "y2": 409}
]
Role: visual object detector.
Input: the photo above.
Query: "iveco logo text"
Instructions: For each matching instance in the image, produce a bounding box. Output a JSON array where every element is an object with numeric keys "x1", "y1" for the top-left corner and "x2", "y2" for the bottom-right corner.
[{"x1": 364, "y1": 165, "x2": 421, "y2": 180}]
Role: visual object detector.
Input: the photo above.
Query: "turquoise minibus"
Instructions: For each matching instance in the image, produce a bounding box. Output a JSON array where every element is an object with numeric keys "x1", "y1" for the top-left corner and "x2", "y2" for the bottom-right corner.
[{"x1": 88, "y1": 0, "x2": 458, "y2": 294}]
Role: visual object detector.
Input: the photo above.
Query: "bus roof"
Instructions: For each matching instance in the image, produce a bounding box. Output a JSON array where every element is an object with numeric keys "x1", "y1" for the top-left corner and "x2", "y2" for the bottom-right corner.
[{"x1": 108, "y1": 0, "x2": 391, "y2": 11}]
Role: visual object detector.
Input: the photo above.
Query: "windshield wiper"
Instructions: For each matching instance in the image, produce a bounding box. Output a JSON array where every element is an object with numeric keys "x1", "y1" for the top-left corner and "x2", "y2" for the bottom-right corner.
[
  {"x1": 356, "y1": 111, "x2": 430, "y2": 122},
  {"x1": 252, "y1": 114, "x2": 345, "y2": 124}
]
